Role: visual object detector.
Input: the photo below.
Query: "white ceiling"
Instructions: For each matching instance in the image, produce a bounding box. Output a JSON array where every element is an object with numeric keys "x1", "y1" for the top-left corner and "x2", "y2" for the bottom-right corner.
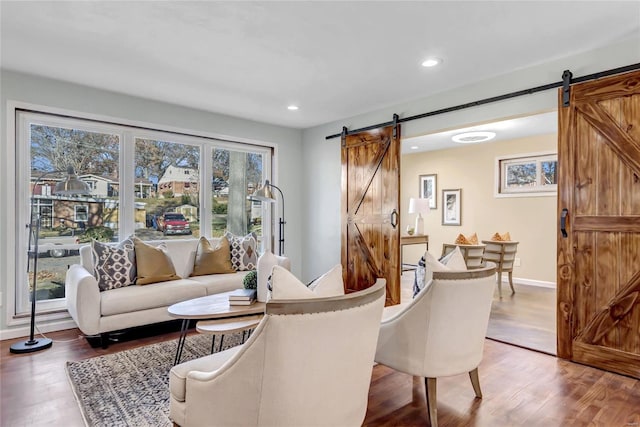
[
  {"x1": 1, "y1": 1, "x2": 639, "y2": 133},
  {"x1": 402, "y1": 111, "x2": 558, "y2": 153}
]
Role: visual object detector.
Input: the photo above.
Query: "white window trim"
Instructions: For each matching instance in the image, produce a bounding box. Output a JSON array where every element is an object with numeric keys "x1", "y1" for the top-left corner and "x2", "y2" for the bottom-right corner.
[
  {"x1": 5, "y1": 100, "x2": 276, "y2": 327},
  {"x1": 494, "y1": 150, "x2": 558, "y2": 198}
]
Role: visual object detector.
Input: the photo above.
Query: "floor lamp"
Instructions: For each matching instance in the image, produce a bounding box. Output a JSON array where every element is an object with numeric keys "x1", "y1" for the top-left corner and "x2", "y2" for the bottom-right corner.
[
  {"x1": 10, "y1": 166, "x2": 90, "y2": 354},
  {"x1": 248, "y1": 179, "x2": 285, "y2": 255}
]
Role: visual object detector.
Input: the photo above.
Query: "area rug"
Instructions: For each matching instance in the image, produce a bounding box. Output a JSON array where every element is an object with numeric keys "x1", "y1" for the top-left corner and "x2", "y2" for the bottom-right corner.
[{"x1": 66, "y1": 333, "x2": 243, "y2": 427}]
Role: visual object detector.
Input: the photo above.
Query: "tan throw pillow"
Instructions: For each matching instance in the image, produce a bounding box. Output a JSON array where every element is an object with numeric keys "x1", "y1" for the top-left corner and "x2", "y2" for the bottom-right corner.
[
  {"x1": 454, "y1": 233, "x2": 478, "y2": 245},
  {"x1": 191, "y1": 236, "x2": 235, "y2": 276},
  {"x1": 133, "y1": 238, "x2": 180, "y2": 285}
]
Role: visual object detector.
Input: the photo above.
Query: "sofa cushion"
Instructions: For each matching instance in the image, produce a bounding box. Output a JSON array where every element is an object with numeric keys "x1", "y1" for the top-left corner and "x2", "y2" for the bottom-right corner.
[
  {"x1": 187, "y1": 271, "x2": 248, "y2": 295},
  {"x1": 270, "y1": 265, "x2": 344, "y2": 300},
  {"x1": 134, "y1": 238, "x2": 181, "y2": 285},
  {"x1": 100, "y1": 278, "x2": 207, "y2": 316},
  {"x1": 191, "y1": 236, "x2": 235, "y2": 276},
  {"x1": 92, "y1": 237, "x2": 136, "y2": 291},
  {"x1": 225, "y1": 232, "x2": 257, "y2": 271}
]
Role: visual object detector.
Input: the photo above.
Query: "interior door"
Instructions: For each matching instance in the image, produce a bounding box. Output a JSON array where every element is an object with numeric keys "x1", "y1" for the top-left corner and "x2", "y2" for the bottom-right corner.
[
  {"x1": 557, "y1": 69, "x2": 640, "y2": 379},
  {"x1": 341, "y1": 124, "x2": 401, "y2": 306}
]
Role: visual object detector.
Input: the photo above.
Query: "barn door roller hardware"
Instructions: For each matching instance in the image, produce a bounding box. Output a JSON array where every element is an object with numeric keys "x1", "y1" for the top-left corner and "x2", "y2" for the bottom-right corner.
[
  {"x1": 326, "y1": 63, "x2": 640, "y2": 140},
  {"x1": 562, "y1": 70, "x2": 573, "y2": 107},
  {"x1": 392, "y1": 113, "x2": 399, "y2": 139}
]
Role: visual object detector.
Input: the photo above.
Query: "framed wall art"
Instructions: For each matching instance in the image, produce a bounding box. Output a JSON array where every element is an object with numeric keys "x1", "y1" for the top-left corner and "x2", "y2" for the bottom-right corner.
[
  {"x1": 442, "y1": 188, "x2": 461, "y2": 226},
  {"x1": 419, "y1": 174, "x2": 437, "y2": 209}
]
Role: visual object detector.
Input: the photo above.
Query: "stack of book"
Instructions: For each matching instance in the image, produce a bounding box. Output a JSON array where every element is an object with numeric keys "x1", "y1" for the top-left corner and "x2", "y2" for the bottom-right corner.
[{"x1": 228, "y1": 288, "x2": 257, "y2": 306}]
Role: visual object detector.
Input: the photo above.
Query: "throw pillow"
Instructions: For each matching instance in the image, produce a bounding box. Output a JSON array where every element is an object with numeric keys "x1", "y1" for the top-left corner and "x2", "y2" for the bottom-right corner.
[
  {"x1": 133, "y1": 237, "x2": 180, "y2": 285},
  {"x1": 413, "y1": 248, "x2": 467, "y2": 297},
  {"x1": 92, "y1": 237, "x2": 136, "y2": 292},
  {"x1": 270, "y1": 264, "x2": 345, "y2": 300},
  {"x1": 191, "y1": 236, "x2": 235, "y2": 276},
  {"x1": 224, "y1": 231, "x2": 258, "y2": 271}
]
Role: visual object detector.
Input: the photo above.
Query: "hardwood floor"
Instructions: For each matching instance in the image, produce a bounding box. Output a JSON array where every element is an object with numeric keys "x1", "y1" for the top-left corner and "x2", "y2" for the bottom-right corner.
[
  {"x1": 486, "y1": 282, "x2": 557, "y2": 355},
  {"x1": 2, "y1": 327, "x2": 639, "y2": 427}
]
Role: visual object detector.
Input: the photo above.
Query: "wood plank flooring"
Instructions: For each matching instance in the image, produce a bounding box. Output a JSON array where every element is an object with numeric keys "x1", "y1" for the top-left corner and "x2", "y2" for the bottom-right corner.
[
  {"x1": 2, "y1": 327, "x2": 640, "y2": 427},
  {"x1": 486, "y1": 282, "x2": 557, "y2": 355}
]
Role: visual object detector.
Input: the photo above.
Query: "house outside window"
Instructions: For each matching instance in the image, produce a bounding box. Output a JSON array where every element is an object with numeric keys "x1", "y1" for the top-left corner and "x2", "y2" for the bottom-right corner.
[{"x1": 13, "y1": 109, "x2": 273, "y2": 318}]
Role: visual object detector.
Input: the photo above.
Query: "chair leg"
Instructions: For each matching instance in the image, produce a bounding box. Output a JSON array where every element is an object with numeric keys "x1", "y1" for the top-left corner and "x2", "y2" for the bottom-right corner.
[
  {"x1": 469, "y1": 368, "x2": 482, "y2": 398},
  {"x1": 424, "y1": 377, "x2": 438, "y2": 427},
  {"x1": 509, "y1": 271, "x2": 515, "y2": 294},
  {"x1": 218, "y1": 334, "x2": 225, "y2": 352},
  {"x1": 497, "y1": 271, "x2": 503, "y2": 298}
]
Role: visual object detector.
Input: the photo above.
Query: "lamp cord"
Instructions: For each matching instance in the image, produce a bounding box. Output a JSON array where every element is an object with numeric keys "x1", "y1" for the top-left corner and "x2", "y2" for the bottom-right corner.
[{"x1": 32, "y1": 320, "x2": 84, "y2": 343}]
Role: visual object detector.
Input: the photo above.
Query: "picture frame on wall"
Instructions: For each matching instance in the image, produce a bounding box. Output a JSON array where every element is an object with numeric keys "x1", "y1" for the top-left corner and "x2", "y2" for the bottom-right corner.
[
  {"x1": 442, "y1": 188, "x2": 461, "y2": 226},
  {"x1": 419, "y1": 174, "x2": 437, "y2": 209}
]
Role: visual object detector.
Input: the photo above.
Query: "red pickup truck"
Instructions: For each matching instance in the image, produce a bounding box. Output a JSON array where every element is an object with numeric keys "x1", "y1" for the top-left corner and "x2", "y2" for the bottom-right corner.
[{"x1": 156, "y1": 212, "x2": 192, "y2": 236}]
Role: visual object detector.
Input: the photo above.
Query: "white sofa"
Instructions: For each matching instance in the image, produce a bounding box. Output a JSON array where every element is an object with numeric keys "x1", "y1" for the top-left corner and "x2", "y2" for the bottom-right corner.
[{"x1": 65, "y1": 238, "x2": 287, "y2": 342}]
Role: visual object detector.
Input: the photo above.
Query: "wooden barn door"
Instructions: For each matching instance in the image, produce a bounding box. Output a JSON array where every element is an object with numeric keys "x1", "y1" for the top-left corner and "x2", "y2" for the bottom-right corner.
[
  {"x1": 341, "y1": 124, "x2": 401, "y2": 306},
  {"x1": 557, "y1": 69, "x2": 640, "y2": 379}
]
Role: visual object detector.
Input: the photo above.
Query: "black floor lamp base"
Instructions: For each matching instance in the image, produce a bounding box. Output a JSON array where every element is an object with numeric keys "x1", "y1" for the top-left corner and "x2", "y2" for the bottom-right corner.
[{"x1": 10, "y1": 337, "x2": 53, "y2": 354}]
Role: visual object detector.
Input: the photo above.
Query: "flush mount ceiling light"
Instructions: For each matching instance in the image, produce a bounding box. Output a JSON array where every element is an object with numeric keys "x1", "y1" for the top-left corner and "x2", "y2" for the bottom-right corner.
[
  {"x1": 421, "y1": 58, "x2": 441, "y2": 68},
  {"x1": 287, "y1": 105, "x2": 299, "y2": 111},
  {"x1": 452, "y1": 131, "x2": 496, "y2": 143},
  {"x1": 410, "y1": 145, "x2": 419, "y2": 150}
]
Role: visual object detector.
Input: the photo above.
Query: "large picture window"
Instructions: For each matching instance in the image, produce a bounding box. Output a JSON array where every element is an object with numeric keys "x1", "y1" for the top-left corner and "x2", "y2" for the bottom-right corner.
[
  {"x1": 14, "y1": 110, "x2": 272, "y2": 316},
  {"x1": 495, "y1": 152, "x2": 557, "y2": 197}
]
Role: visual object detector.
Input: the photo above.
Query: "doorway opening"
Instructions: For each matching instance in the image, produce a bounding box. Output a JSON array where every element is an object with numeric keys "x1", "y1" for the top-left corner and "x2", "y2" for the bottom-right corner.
[{"x1": 400, "y1": 111, "x2": 557, "y2": 355}]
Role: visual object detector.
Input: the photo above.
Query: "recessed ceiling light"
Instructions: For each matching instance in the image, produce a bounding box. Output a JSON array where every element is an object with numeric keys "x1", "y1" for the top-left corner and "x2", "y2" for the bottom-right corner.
[
  {"x1": 421, "y1": 58, "x2": 441, "y2": 68},
  {"x1": 287, "y1": 105, "x2": 299, "y2": 111},
  {"x1": 410, "y1": 146, "x2": 419, "y2": 150},
  {"x1": 452, "y1": 131, "x2": 496, "y2": 143}
]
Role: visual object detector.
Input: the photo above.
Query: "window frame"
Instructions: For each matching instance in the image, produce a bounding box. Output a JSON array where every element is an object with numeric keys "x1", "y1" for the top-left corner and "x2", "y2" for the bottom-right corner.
[
  {"x1": 9, "y1": 105, "x2": 274, "y2": 323},
  {"x1": 494, "y1": 151, "x2": 558, "y2": 198}
]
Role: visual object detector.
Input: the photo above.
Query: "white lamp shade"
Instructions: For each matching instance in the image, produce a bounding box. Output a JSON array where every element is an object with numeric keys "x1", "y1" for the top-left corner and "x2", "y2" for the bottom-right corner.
[{"x1": 408, "y1": 198, "x2": 430, "y2": 214}]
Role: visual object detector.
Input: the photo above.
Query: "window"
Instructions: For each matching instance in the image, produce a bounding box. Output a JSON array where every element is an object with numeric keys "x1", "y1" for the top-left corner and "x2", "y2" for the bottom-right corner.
[
  {"x1": 496, "y1": 152, "x2": 557, "y2": 197},
  {"x1": 74, "y1": 205, "x2": 88, "y2": 222},
  {"x1": 14, "y1": 109, "x2": 273, "y2": 317}
]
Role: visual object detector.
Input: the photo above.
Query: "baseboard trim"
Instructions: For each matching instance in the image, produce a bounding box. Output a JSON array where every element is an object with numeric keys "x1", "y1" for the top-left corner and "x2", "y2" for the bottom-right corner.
[
  {"x1": 0, "y1": 319, "x2": 78, "y2": 341},
  {"x1": 507, "y1": 277, "x2": 556, "y2": 289}
]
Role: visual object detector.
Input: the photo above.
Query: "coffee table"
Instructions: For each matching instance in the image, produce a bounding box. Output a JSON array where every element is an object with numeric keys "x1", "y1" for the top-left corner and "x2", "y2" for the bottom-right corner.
[{"x1": 168, "y1": 291, "x2": 266, "y2": 365}]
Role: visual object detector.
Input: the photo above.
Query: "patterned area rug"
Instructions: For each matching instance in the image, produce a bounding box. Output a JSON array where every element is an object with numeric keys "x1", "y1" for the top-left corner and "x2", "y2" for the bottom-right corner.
[{"x1": 66, "y1": 333, "x2": 243, "y2": 427}]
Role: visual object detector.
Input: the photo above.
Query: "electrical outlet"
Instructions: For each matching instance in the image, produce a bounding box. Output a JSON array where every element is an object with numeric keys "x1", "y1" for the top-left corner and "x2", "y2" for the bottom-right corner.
[{"x1": 514, "y1": 257, "x2": 521, "y2": 267}]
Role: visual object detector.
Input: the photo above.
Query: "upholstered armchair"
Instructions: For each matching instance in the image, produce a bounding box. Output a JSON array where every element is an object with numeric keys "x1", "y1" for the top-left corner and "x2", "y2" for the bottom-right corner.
[
  {"x1": 375, "y1": 264, "x2": 496, "y2": 427},
  {"x1": 169, "y1": 278, "x2": 386, "y2": 427}
]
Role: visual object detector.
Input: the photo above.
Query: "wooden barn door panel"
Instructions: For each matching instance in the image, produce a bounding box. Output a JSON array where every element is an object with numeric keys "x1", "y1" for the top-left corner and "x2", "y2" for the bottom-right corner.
[
  {"x1": 558, "y1": 70, "x2": 640, "y2": 379},
  {"x1": 341, "y1": 125, "x2": 401, "y2": 306}
]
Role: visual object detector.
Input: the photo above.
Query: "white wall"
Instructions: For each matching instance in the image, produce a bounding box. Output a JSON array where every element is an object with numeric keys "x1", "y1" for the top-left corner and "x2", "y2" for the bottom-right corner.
[
  {"x1": 0, "y1": 70, "x2": 303, "y2": 334},
  {"x1": 300, "y1": 36, "x2": 640, "y2": 282}
]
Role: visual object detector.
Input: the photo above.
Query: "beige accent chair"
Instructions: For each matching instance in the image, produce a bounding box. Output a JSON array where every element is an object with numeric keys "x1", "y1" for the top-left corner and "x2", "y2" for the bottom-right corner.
[
  {"x1": 481, "y1": 240, "x2": 519, "y2": 297},
  {"x1": 169, "y1": 279, "x2": 386, "y2": 427},
  {"x1": 375, "y1": 264, "x2": 497, "y2": 427},
  {"x1": 441, "y1": 243, "x2": 486, "y2": 268}
]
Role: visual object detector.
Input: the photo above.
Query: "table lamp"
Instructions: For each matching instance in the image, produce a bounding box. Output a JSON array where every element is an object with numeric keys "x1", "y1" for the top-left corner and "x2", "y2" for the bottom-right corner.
[{"x1": 408, "y1": 197, "x2": 430, "y2": 235}]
